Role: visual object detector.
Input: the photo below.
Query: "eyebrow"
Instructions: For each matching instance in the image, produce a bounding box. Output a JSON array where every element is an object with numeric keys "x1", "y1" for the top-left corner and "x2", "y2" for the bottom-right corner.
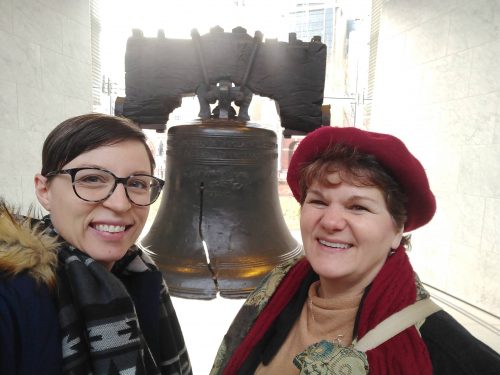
[
  {"x1": 75, "y1": 164, "x2": 102, "y2": 169},
  {"x1": 306, "y1": 188, "x2": 324, "y2": 197},
  {"x1": 307, "y1": 189, "x2": 380, "y2": 204},
  {"x1": 347, "y1": 195, "x2": 379, "y2": 203},
  {"x1": 71, "y1": 165, "x2": 152, "y2": 175}
]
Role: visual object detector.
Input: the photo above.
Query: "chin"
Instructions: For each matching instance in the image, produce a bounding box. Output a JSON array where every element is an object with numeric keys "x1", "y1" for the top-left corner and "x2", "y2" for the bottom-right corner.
[
  {"x1": 93, "y1": 248, "x2": 128, "y2": 264},
  {"x1": 312, "y1": 262, "x2": 350, "y2": 279}
]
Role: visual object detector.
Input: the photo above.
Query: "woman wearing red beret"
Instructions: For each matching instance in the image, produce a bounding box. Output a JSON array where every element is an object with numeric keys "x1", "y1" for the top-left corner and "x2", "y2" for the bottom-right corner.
[{"x1": 210, "y1": 126, "x2": 500, "y2": 375}]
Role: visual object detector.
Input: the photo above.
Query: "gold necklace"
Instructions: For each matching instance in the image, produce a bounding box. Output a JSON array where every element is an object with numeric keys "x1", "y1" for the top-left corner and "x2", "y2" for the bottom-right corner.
[
  {"x1": 308, "y1": 296, "x2": 317, "y2": 322},
  {"x1": 308, "y1": 297, "x2": 344, "y2": 346}
]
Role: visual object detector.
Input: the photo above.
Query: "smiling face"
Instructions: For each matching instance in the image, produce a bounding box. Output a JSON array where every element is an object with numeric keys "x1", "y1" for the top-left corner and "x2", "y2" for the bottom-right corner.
[
  {"x1": 34, "y1": 140, "x2": 152, "y2": 269},
  {"x1": 300, "y1": 172, "x2": 403, "y2": 298}
]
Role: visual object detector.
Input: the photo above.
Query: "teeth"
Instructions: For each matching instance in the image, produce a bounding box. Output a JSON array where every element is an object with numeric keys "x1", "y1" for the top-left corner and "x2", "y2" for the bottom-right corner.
[
  {"x1": 95, "y1": 224, "x2": 126, "y2": 233},
  {"x1": 319, "y1": 240, "x2": 351, "y2": 249}
]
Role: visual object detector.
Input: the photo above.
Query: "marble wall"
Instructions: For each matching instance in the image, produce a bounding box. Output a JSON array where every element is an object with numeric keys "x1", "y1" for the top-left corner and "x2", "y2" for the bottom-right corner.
[
  {"x1": 371, "y1": 0, "x2": 499, "y2": 313},
  {"x1": 0, "y1": 0, "x2": 92, "y2": 211}
]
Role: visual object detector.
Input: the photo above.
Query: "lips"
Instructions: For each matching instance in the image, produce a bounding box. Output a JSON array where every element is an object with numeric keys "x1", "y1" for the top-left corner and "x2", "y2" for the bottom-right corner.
[{"x1": 319, "y1": 239, "x2": 352, "y2": 249}]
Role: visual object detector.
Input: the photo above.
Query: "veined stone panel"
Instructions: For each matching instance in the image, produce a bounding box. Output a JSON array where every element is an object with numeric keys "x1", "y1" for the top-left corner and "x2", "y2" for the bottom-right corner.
[
  {"x1": 480, "y1": 198, "x2": 500, "y2": 308},
  {"x1": 447, "y1": 0, "x2": 500, "y2": 54},
  {"x1": 371, "y1": 0, "x2": 500, "y2": 314},
  {"x1": 37, "y1": 0, "x2": 91, "y2": 26},
  {"x1": 63, "y1": 16, "x2": 92, "y2": 64},
  {"x1": 41, "y1": 48, "x2": 91, "y2": 98},
  {"x1": 470, "y1": 40, "x2": 500, "y2": 96},
  {"x1": 0, "y1": 30, "x2": 42, "y2": 88},
  {"x1": 13, "y1": 0, "x2": 64, "y2": 53},
  {"x1": 17, "y1": 85, "x2": 66, "y2": 131},
  {"x1": 458, "y1": 145, "x2": 500, "y2": 197},
  {"x1": 0, "y1": 0, "x2": 92, "y2": 211},
  {"x1": 0, "y1": 0, "x2": 13, "y2": 33},
  {"x1": 0, "y1": 80, "x2": 18, "y2": 130},
  {"x1": 0, "y1": 175, "x2": 23, "y2": 207}
]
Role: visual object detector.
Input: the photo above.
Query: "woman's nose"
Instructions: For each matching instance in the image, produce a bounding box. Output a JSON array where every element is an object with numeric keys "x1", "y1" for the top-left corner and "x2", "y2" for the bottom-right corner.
[
  {"x1": 320, "y1": 206, "x2": 347, "y2": 231},
  {"x1": 102, "y1": 183, "x2": 132, "y2": 211}
]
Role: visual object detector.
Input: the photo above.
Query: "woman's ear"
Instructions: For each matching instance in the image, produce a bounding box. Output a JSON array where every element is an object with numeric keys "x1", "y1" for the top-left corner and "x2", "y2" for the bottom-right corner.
[
  {"x1": 34, "y1": 174, "x2": 51, "y2": 211},
  {"x1": 391, "y1": 226, "x2": 404, "y2": 250}
]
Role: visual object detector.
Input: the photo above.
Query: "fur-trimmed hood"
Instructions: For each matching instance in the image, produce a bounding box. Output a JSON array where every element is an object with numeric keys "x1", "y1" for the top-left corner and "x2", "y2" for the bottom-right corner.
[{"x1": 0, "y1": 202, "x2": 59, "y2": 287}]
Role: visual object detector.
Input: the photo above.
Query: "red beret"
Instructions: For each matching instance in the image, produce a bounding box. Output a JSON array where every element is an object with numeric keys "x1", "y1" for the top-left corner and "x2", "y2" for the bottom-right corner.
[{"x1": 286, "y1": 126, "x2": 436, "y2": 232}]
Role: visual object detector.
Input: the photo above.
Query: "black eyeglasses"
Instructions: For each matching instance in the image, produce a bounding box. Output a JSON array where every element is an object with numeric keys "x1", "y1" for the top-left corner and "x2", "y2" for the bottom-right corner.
[{"x1": 45, "y1": 167, "x2": 164, "y2": 206}]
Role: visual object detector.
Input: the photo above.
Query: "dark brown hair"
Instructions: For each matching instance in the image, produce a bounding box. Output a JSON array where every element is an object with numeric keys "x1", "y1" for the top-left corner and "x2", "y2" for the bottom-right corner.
[
  {"x1": 298, "y1": 143, "x2": 410, "y2": 246},
  {"x1": 41, "y1": 113, "x2": 155, "y2": 175}
]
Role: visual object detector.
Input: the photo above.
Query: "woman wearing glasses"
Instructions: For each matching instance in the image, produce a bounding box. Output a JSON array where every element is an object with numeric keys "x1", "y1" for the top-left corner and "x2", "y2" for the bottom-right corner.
[{"x1": 0, "y1": 114, "x2": 192, "y2": 375}]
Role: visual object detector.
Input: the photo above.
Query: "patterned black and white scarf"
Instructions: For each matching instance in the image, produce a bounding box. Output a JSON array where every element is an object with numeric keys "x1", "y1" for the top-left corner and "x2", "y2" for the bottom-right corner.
[{"x1": 43, "y1": 216, "x2": 192, "y2": 375}]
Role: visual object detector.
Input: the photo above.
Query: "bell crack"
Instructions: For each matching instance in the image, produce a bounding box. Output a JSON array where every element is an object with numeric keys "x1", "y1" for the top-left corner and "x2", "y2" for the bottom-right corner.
[{"x1": 198, "y1": 182, "x2": 219, "y2": 293}]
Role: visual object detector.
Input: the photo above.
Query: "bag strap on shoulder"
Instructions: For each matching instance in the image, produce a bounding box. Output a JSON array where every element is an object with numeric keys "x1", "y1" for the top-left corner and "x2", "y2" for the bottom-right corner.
[{"x1": 354, "y1": 298, "x2": 441, "y2": 352}]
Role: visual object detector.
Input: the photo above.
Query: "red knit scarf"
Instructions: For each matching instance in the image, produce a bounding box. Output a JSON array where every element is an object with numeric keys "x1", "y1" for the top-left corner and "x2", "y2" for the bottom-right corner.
[{"x1": 223, "y1": 246, "x2": 433, "y2": 375}]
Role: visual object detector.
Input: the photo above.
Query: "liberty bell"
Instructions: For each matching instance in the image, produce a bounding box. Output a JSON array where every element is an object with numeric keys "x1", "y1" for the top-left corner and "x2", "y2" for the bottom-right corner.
[
  {"x1": 116, "y1": 26, "x2": 326, "y2": 299},
  {"x1": 143, "y1": 117, "x2": 302, "y2": 299}
]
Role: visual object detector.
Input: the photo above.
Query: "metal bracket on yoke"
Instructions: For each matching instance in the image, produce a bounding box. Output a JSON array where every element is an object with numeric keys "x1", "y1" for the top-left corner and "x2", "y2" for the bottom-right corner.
[{"x1": 192, "y1": 27, "x2": 263, "y2": 121}]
